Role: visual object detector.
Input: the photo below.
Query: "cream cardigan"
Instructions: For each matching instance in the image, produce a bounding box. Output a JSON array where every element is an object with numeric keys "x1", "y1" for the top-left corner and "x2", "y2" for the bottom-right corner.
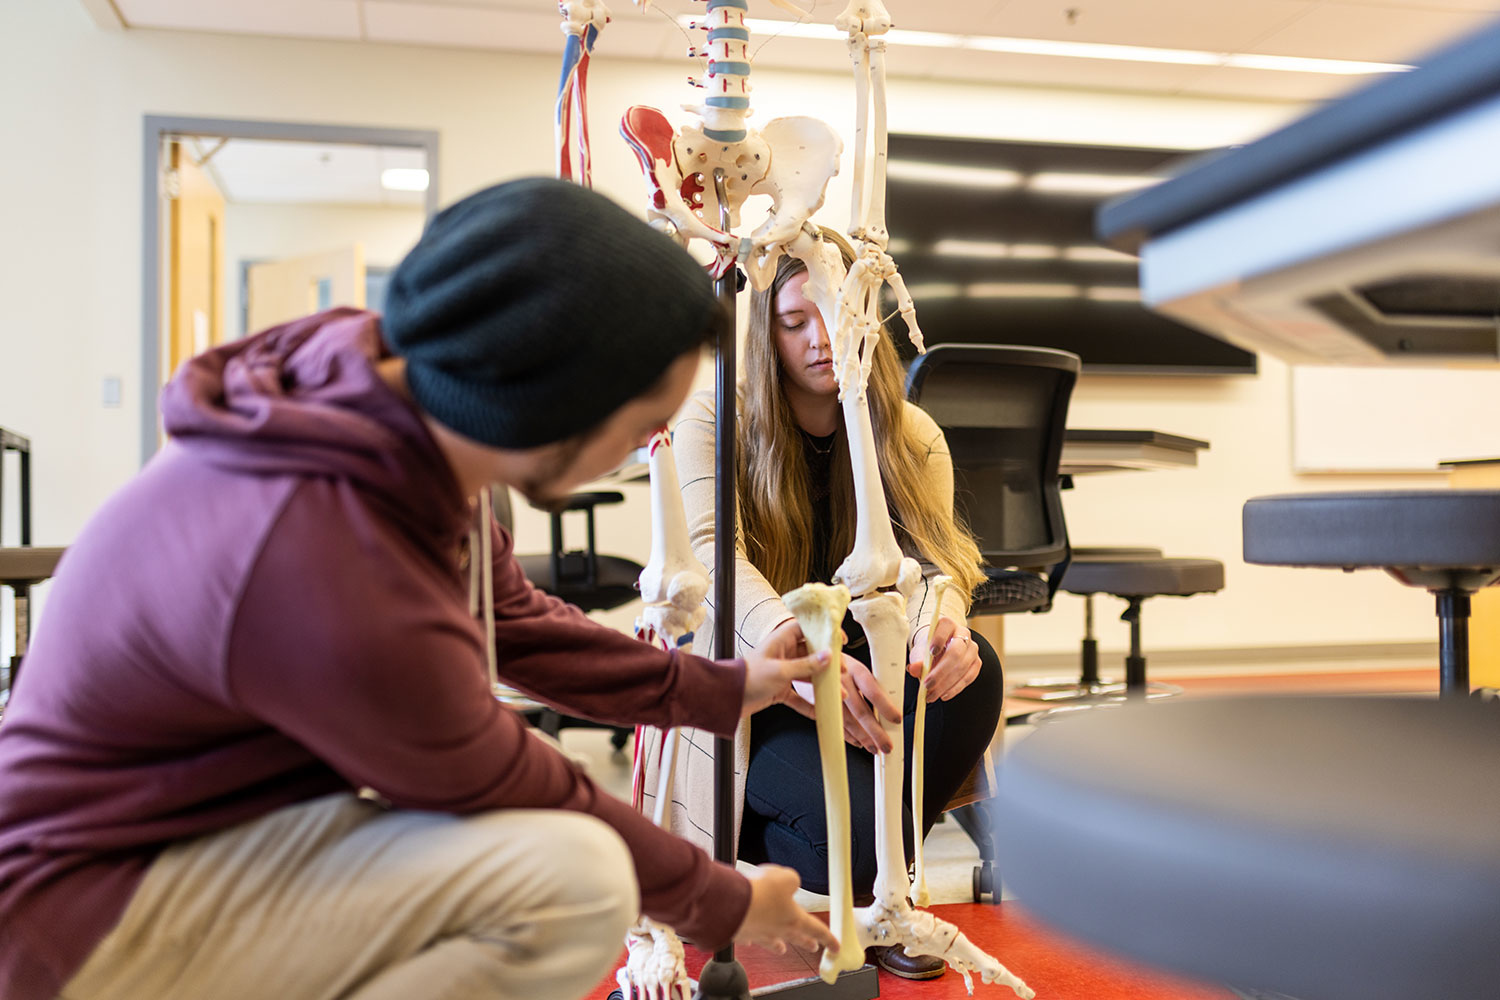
[{"x1": 640, "y1": 389, "x2": 970, "y2": 862}]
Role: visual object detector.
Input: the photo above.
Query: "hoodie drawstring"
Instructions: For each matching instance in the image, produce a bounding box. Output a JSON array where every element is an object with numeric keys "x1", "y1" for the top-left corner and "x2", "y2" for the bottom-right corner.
[{"x1": 477, "y1": 486, "x2": 500, "y2": 694}]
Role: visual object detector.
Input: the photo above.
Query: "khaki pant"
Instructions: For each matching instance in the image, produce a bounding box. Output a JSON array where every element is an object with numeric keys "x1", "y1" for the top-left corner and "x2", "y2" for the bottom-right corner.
[{"x1": 59, "y1": 793, "x2": 638, "y2": 1000}]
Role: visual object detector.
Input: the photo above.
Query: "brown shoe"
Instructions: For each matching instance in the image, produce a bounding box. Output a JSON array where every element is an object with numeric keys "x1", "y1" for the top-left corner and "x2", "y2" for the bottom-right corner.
[{"x1": 866, "y1": 944, "x2": 947, "y2": 980}]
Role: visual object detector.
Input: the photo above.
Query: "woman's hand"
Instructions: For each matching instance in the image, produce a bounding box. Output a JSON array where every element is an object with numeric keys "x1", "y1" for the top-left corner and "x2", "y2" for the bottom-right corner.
[
  {"x1": 741, "y1": 618, "x2": 832, "y2": 716},
  {"x1": 735, "y1": 865, "x2": 841, "y2": 955},
  {"x1": 909, "y1": 616, "x2": 982, "y2": 703},
  {"x1": 787, "y1": 652, "x2": 901, "y2": 754}
]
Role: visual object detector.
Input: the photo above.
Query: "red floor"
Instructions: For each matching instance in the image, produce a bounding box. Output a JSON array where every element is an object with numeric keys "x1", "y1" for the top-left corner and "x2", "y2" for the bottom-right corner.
[{"x1": 586, "y1": 903, "x2": 1234, "y2": 1000}]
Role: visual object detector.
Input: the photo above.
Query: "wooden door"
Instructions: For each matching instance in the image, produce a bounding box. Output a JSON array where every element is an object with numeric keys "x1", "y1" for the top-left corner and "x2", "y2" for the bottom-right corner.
[
  {"x1": 246, "y1": 246, "x2": 366, "y2": 334},
  {"x1": 166, "y1": 140, "x2": 226, "y2": 375}
]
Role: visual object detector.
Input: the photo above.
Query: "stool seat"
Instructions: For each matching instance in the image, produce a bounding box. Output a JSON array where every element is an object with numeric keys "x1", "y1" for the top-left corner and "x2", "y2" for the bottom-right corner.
[
  {"x1": 514, "y1": 552, "x2": 643, "y2": 611},
  {"x1": 995, "y1": 695, "x2": 1500, "y2": 1000},
  {"x1": 1244, "y1": 490, "x2": 1500, "y2": 575},
  {"x1": 1060, "y1": 556, "x2": 1224, "y2": 597},
  {"x1": 1244, "y1": 490, "x2": 1500, "y2": 695}
]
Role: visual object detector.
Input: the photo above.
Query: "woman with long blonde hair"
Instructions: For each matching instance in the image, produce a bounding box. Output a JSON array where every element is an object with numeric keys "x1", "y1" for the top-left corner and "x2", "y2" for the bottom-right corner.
[{"x1": 649, "y1": 229, "x2": 1003, "y2": 981}]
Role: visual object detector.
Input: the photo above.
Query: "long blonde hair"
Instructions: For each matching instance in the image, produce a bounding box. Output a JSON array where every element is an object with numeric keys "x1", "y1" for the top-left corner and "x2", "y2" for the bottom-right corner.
[{"x1": 737, "y1": 230, "x2": 984, "y2": 602}]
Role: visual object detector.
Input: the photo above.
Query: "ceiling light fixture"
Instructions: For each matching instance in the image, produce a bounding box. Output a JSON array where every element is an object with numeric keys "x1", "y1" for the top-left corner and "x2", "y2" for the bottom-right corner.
[
  {"x1": 719, "y1": 17, "x2": 1412, "y2": 76},
  {"x1": 381, "y1": 167, "x2": 430, "y2": 192}
]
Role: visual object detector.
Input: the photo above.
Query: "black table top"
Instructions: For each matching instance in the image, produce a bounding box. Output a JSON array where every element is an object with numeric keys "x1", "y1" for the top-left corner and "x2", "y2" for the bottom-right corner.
[
  {"x1": 1097, "y1": 15, "x2": 1500, "y2": 253},
  {"x1": 1065, "y1": 428, "x2": 1209, "y2": 452}
]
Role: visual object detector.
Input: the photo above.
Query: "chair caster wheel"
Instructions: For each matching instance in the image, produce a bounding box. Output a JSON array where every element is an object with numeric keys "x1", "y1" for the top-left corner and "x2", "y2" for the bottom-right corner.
[{"x1": 972, "y1": 861, "x2": 997, "y2": 903}]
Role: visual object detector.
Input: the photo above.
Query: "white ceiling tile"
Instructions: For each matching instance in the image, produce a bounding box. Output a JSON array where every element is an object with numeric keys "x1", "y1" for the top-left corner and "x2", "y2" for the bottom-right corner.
[
  {"x1": 878, "y1": 0, "x2": 1011, "y2": 35},
  {"x1": 362, "y1": 1, "x2": 558, "y2": 50},
  {"x1": 1251, "y1": 4, "x2": 1497, "y2": 63},
  {"x1": 921, "y1": 46, "x2": 1211, "y2": 92},
  {"x1": 115, "y1": 0, "x2": 361, "y2": 39},
  {"x1": 980, "y1": 0, "x2": 1315, "y2": 52}
]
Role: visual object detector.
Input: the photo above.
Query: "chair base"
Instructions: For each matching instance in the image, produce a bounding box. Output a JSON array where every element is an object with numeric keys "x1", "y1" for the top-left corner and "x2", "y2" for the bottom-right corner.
[{"x1": 1010, "y1": 676, "x2": 1128, "y2": 702}]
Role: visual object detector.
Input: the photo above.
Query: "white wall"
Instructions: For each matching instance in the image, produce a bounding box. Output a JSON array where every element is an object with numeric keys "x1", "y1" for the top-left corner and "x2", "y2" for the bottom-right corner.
[
  {"x1": 222, "y1": 202, "x2": 426, "y2": 337},
  {"x1": 1, "y1": 1, "x2": 1445, "y2": 656}
]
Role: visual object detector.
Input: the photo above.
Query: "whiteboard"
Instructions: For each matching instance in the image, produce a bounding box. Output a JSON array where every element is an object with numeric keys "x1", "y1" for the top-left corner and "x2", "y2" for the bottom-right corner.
[{"x1": 1291, "y1": 366, "x2": 1500, "y2": 472}]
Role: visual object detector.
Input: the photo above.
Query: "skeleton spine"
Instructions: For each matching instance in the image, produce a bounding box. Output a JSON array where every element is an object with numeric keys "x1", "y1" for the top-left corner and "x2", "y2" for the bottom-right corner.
[{"x1": 701, "y1": 0, "x2": 752, "y2": 141}]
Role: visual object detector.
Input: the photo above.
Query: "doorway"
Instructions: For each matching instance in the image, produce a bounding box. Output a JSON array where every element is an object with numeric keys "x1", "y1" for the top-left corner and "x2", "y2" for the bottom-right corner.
[{"x1": 141, "y1": 117, "x2": 440, "y2": 463}]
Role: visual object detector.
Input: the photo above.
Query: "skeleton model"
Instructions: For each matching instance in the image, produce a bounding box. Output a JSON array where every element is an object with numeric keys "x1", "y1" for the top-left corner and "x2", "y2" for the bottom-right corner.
[
  {"x1": 618, "y1": 429, "x2": 707, "y2": 1000},
  {"x1": 557, "y1": 1, "x2": 1029, "y2": 996}
]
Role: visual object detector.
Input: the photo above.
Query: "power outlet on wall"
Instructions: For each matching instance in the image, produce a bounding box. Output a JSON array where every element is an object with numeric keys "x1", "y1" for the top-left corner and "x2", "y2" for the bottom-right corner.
[{"x1": 102, "y1": 377, "x2": 122, "y2": 408}]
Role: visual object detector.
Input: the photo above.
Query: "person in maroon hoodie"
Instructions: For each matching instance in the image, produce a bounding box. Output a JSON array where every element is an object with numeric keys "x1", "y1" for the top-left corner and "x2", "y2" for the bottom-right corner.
[{"x1": 0, "y1": 178, "x2": 841, "y2": 1000}]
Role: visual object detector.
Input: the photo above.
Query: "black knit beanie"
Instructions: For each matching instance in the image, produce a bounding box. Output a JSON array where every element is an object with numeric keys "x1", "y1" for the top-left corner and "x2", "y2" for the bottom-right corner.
[{"x1": 383, "y1": 177, "x2": 720, "y2": 449}]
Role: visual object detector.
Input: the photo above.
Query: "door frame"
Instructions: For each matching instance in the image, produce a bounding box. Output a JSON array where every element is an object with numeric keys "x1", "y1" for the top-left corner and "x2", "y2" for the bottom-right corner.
[{"x1": 140, "y1": 115, "x2": 440, "y2": 464}]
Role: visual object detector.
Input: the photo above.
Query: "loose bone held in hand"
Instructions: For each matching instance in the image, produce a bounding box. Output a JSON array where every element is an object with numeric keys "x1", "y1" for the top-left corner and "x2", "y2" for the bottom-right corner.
[{"x1": 782, "y1": 582, "x2": 862, "y2": 984}]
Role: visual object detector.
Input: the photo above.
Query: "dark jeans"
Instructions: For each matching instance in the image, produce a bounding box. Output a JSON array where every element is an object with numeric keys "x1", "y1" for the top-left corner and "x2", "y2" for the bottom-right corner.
[{"x1": 738, "y1": 616, "x2": 1004, "y2": 897}]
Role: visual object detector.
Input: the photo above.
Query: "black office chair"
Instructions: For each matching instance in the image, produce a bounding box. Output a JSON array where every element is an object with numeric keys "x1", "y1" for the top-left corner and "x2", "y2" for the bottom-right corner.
[
  {"x1": 906, "y1": 344, "x2": 1076, "y2": 615},
  {"x1": 906, "y1": 343, "x2": 1078, "y2": 900},
  {"x1": 491, "y1": 486, "x2": 641, "y2": 751}
]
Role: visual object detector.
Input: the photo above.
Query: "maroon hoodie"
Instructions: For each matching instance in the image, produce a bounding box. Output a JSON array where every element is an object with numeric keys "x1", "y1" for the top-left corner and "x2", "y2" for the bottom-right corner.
[{"x1": 0, "y1": 309, "x2": 750, "y2": 1000}]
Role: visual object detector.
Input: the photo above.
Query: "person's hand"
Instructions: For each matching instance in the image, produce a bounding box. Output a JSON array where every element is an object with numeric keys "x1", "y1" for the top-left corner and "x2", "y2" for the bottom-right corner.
[
  {"x1": 908, "y1": 616, "x2": 982, "y2": 703},
  {"x1": 735, "y1": 865, "x2": 840, "y2": 955},
  {"x1": 787, "y1": 652, "x2": 900, "y2": 754},
  {"x1": 741, "y1": 618, "x2": 832, "y2": 717}
]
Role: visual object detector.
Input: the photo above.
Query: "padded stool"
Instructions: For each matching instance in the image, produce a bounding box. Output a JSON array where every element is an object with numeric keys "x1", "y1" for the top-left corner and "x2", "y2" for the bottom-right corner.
[
  {"x1": 1244, "y1": 490, "x2": 1500, "y2": 696},
  {"x1": 1053, "y1": 555, "x2": 1224, "y2": 698},
  {"x1": 994, "y1": 695, "x2": 1500, "y2": 1000}
]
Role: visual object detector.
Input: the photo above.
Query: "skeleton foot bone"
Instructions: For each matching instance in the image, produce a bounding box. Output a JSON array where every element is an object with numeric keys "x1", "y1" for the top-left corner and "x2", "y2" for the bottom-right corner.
[
  {"x1": 616, "y1": 917, "x2": 693, "y2": 1000},
  {"x1": 858, "y1": 897, "x2": 1034, "y2": 998}
]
